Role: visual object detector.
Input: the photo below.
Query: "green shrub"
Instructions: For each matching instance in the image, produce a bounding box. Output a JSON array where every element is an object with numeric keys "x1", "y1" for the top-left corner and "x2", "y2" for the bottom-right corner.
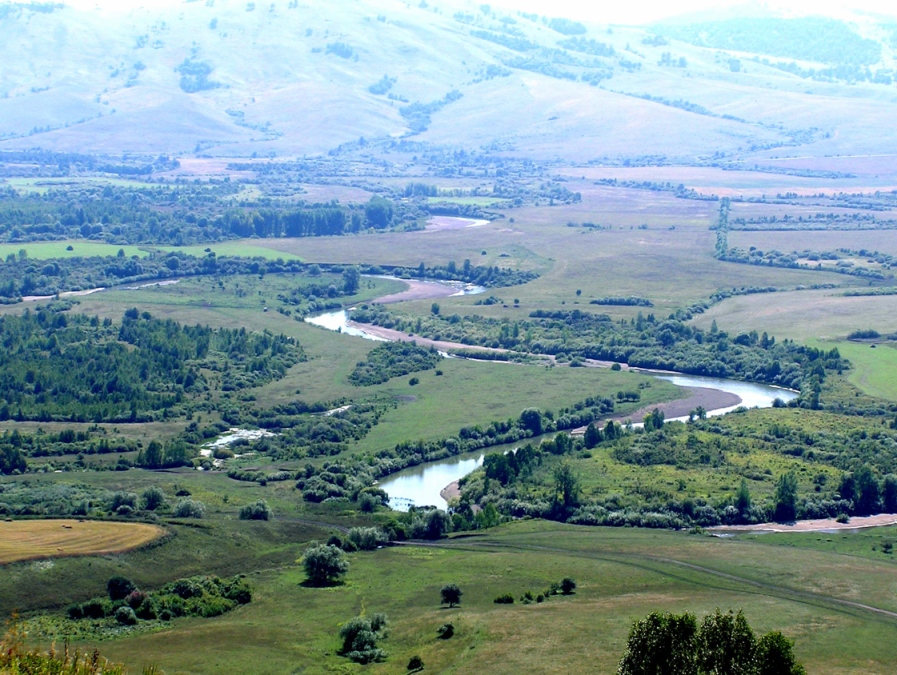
[
  {"x1": 493, "y1": 593, "x2": 514, "y2": 604},
  {"x1": 174, "y1": 498, "x2": 206, "y2": 518},
  {"x1": 107, "y1": 576, "x2": 136, "y2": 601},
  {"x1": 347, "y1": 526, "x2": 387, "y2": 550},
  {"x1": 140, "y1": 486, "x2": 166, "y2": 511},
  {"x1": 239, "y1": 499, "x2": 273, "y2": 520},
  {"x1": 339, "y1": 613, "x2": 389, "y2": 663},
  {"x1": 114, "y1": 606, "x2": 137, "y2": 625}
]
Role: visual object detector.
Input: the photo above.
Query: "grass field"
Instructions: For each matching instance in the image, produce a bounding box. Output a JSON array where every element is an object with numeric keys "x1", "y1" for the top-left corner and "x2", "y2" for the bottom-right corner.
[
  {"x1": 255, "y1": 187, "x2": 856, "y2": 322},
  {"x1": 0, "y1": 241, "x2": 150, "y2": 260},
  {"x1": 74, "y1": 520, "x2": 897, "y2": 675},
  {"x1": 730, "y1": 229, "x2": 897, "y2": 258},
  {"x1": 811, "y1": 339, "x2": 897, "y2": 402},
  {"x1": 155, "y1": 242, "x2": 304, "y2": 260},
  {"x1": 345, "y1": 361, "x2": 679, "y2": 453},
  {"x1": 692, "y1": 288, "x2": 897, "y2": 341},
  {"x1": 0, "y1": 520, "x2": 165, "y2": 565},
  {"x1": 427, "y1": 196, "x2": 509, "y2": 206}
]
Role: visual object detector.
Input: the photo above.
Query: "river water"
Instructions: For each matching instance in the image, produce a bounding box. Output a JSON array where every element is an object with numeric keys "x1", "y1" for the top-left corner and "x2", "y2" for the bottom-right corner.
[
  {"x1": 306, "y1": 279, "x2": 800, "y2": 511},
  {"x1": 305, "y1": 276, "x2": 484, "y2": 340}
]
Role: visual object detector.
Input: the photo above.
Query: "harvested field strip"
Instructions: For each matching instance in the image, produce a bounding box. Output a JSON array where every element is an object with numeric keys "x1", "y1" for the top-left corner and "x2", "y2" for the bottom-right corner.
[{"x1": 0, "y1": 520, "x2": 165, "y2": 564}]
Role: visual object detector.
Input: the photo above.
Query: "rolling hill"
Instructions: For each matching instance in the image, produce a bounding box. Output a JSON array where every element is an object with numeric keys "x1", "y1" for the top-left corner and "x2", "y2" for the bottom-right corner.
[{"x1": 1, "y1": 0, "x2": 897, "y2": 161}]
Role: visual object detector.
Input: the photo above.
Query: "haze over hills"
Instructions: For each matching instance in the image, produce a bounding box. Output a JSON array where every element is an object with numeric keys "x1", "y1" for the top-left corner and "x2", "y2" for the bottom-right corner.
[{"x1": 2, "y1": 0, "x2": 897, "y2": 162}]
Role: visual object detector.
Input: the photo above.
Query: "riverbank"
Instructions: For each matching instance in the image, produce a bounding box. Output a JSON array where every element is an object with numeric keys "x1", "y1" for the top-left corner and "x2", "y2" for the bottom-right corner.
[
  {"x1": 372, "y1": 278, "x2": 465, "y2": 305},
  {"x1": 570, "y1": 386, "x2": 743, "y2": 434},
  {"x1": 712, "y1": 513, "x2": 897, "y2": 534},
  {"x1": 440, "y1": 480, "x2": 461, "y2": 503},
  {"x1": 349, "y1": 320, "x2": 516, "y2": 355}
]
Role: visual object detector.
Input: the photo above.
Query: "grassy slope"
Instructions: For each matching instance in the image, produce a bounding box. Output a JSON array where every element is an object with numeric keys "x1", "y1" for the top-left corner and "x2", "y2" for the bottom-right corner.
[
  {"x1": 692, "y1": 289, "x2": 897, "y2": 341},
  {"x1": 65, "y1": 520, "x2": 897, "y2": 675},
  {"x1": 347, "y1": 362, "x2": 678, "y2": 453},
  {"x1": 813, "y1": 339, "x2": 897, "y2": 402}
]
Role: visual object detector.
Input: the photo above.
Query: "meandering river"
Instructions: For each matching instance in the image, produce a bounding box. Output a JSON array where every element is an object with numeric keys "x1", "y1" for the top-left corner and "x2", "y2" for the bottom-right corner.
[{"x1": 305, "y1": 278, "x2": 800, "y2": 510}]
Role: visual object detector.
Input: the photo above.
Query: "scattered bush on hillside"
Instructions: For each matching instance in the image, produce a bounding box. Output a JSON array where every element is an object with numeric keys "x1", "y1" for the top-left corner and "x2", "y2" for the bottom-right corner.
[
  {"x1": 239, "y1": 499, "x2": 273, "y2": 520},
  {"x1": 339, "y1": 613, "x2": 389, "y2": 663},
  {"x1": 140, "y1": 486, "x2": 166, "y2": 511},
  {"x1": 174, "y1": 498, "x2": 206, "y2": 519},
  {"x1": 301, "y1": 543, "x2": 349, "y2": 585}
]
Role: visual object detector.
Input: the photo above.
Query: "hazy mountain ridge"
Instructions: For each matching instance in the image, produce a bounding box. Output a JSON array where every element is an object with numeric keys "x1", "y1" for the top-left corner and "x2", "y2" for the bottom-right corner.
[{"x1": 1, "y1": 0, "x2": 897, "y2": 161}]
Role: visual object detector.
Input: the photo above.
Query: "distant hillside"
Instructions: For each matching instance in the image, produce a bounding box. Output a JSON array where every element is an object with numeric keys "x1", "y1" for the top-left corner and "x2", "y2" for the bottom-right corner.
[
  {"x1": 655, "y1": 16, "x2": 882, "y2": 65},
  {"x1": 0, "y1": 0, "x2": 896, "y2": 160}
]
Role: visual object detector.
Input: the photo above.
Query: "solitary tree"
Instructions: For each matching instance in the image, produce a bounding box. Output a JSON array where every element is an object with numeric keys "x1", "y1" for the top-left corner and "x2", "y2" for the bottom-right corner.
[
  {"x1": 618, "y1": 611, "x2": 699, "y2": 675},
  {"x1": 441, "y1": 584, "x2": 462, "y2": 608},
  {"x1": 584, "y1": 422, "x2": 603, "y2": 449},
  {"x1": 553, "y1": 462, "x2": 580, "y2": 512},
  {"x1": 107, "y1": 576, "x2": 136, "y2": 601},
  {"x1": 883, "y1": 474, "x2": 897, "y2": 512},
  {"x1": 140, "y1": 486, "x2": 166, "y2": 511},
  {"x1": 774, "y1": 472, "x2": 799, "y2": 522},
  {"x1": 519, "y1": 408, "x2": 543, "y2": 434},
  {"x1": 339, "y1": 613, "x2": 389, "y2": 663},
  {"x1": 302, "y1": 543, "x2": 349, "y2": 586},
  {"x1": 854, "y1": 464, "x2": 881, "y2": 515},
  {"x1": 342, "y1": 266, "x2": 361, "y2": 294},
  {"x1": 735, "y1": 479, "x2": 752, "y2": 516}
]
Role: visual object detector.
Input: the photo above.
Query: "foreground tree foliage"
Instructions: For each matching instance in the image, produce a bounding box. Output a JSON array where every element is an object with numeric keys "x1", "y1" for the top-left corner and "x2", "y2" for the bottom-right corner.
[
  {"x1": 1, "y1": 614, "x2": 160, "y2": 674},
  {"x1": 618, "y1": 610, "x2": 805, "y2": 675}
]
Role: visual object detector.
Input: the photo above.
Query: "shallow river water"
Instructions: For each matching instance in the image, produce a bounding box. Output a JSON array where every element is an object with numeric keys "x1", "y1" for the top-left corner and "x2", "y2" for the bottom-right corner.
[{"x1": 306, "y1": 279, "x2": 800, "y2": 510}]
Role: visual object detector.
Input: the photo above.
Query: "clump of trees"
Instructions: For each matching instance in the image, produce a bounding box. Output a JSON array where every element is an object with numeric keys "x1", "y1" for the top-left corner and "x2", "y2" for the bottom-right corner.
[
  {"x1": 0, "y1": 309, "x2": 302, "y2": 422},
  {"x1": 67, "y1": 575, "x2": 251, "y2": 627},
  {"x1": 348, "y1": 342, "x2": 442, "y2": 386},
  {"x1": 618, "y1": 609, "x2": 805, "y2": 675}
]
